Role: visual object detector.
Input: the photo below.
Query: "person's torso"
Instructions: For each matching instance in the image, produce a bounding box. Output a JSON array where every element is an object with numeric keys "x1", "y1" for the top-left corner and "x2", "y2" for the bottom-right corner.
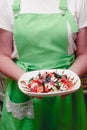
[
  {"x1": 13, "y1": 0, "x2": 78, "y2": 70},
  {"x1": 6, "y1": 0, "x2": 79, "y2": 59}
]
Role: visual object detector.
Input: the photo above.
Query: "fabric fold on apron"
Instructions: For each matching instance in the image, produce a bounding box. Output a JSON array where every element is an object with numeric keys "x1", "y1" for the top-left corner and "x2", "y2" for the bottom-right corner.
[{"x1": 15, "y1": 54, "x2": 75, "y2": 71}]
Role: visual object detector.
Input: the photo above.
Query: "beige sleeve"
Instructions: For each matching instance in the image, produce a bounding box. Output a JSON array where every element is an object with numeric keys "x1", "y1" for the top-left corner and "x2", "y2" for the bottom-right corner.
[
  {"x1": 77, "y1": 0, "x2": 87, "y2": 28},
  {"x1": 0, "y1": 0, "x2": 13, "y2": 32}
]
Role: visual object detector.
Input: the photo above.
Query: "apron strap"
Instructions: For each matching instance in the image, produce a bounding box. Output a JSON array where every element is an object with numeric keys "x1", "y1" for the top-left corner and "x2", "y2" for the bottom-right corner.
[
  {"x1": 59, "y1": 0, "x2": 67, "y2": 10},
  {"x1": 59, "y1": 0, "x2": 78, "y2": 33},
  {"x1": 13, "y1": 0, "x2": 21, "y2": 18}
]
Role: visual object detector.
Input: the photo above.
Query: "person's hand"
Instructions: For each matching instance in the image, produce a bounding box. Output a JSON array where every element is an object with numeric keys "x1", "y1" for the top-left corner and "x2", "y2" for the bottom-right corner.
[
  {"x1": 30, "y1": 96, "x2": 43, "y2": 99},
  {"x1": 61, "y1": 94, "x2": 68, "y2": 99}
]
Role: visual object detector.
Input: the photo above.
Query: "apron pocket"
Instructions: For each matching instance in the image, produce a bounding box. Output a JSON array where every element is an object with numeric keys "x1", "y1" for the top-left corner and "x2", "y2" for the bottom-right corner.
[{"x1": 6, "y1": 93, "x2": 34, "y2": 120}]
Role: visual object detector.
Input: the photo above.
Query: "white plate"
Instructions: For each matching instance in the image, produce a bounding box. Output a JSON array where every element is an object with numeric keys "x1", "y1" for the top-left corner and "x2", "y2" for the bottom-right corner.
[{"x1": 18, "y1": 69, "x2": 81, "y2": 97}]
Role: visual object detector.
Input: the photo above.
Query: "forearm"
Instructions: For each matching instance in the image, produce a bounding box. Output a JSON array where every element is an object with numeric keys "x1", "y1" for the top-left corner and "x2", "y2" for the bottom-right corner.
[
  {"x1": 69, "y1": 54, "x2": 87, "y2": 77},
  {"x1": 0, "y1": 55, "x2": 25, "y2": 81}
]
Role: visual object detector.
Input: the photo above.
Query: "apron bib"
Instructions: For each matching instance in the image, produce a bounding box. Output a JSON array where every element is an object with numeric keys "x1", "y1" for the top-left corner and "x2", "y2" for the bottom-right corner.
[
  {"x1": 1, "y1": 0, "x2": 87, "y2": 130},
  {"x1": 13, "y1": 0, "x2": 78, "y2": 70}
]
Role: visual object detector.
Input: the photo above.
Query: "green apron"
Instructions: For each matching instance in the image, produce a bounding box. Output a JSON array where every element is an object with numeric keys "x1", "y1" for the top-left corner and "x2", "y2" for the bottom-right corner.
[{"x1": 1, "y1": 0, "x2": 87, "y2": 130}]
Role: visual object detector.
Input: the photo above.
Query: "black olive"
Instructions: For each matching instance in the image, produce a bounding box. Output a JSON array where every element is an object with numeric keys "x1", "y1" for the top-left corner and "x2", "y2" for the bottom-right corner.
[
  {"x1": 54, "y1": 73, "x2": 62, "y2": 79},
  {"x1": 55, "y1": 84, "x2": 60, "y2": 89},
  {"x1": 45, "y1": 74, "x2": 51, "y2": 82}
]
